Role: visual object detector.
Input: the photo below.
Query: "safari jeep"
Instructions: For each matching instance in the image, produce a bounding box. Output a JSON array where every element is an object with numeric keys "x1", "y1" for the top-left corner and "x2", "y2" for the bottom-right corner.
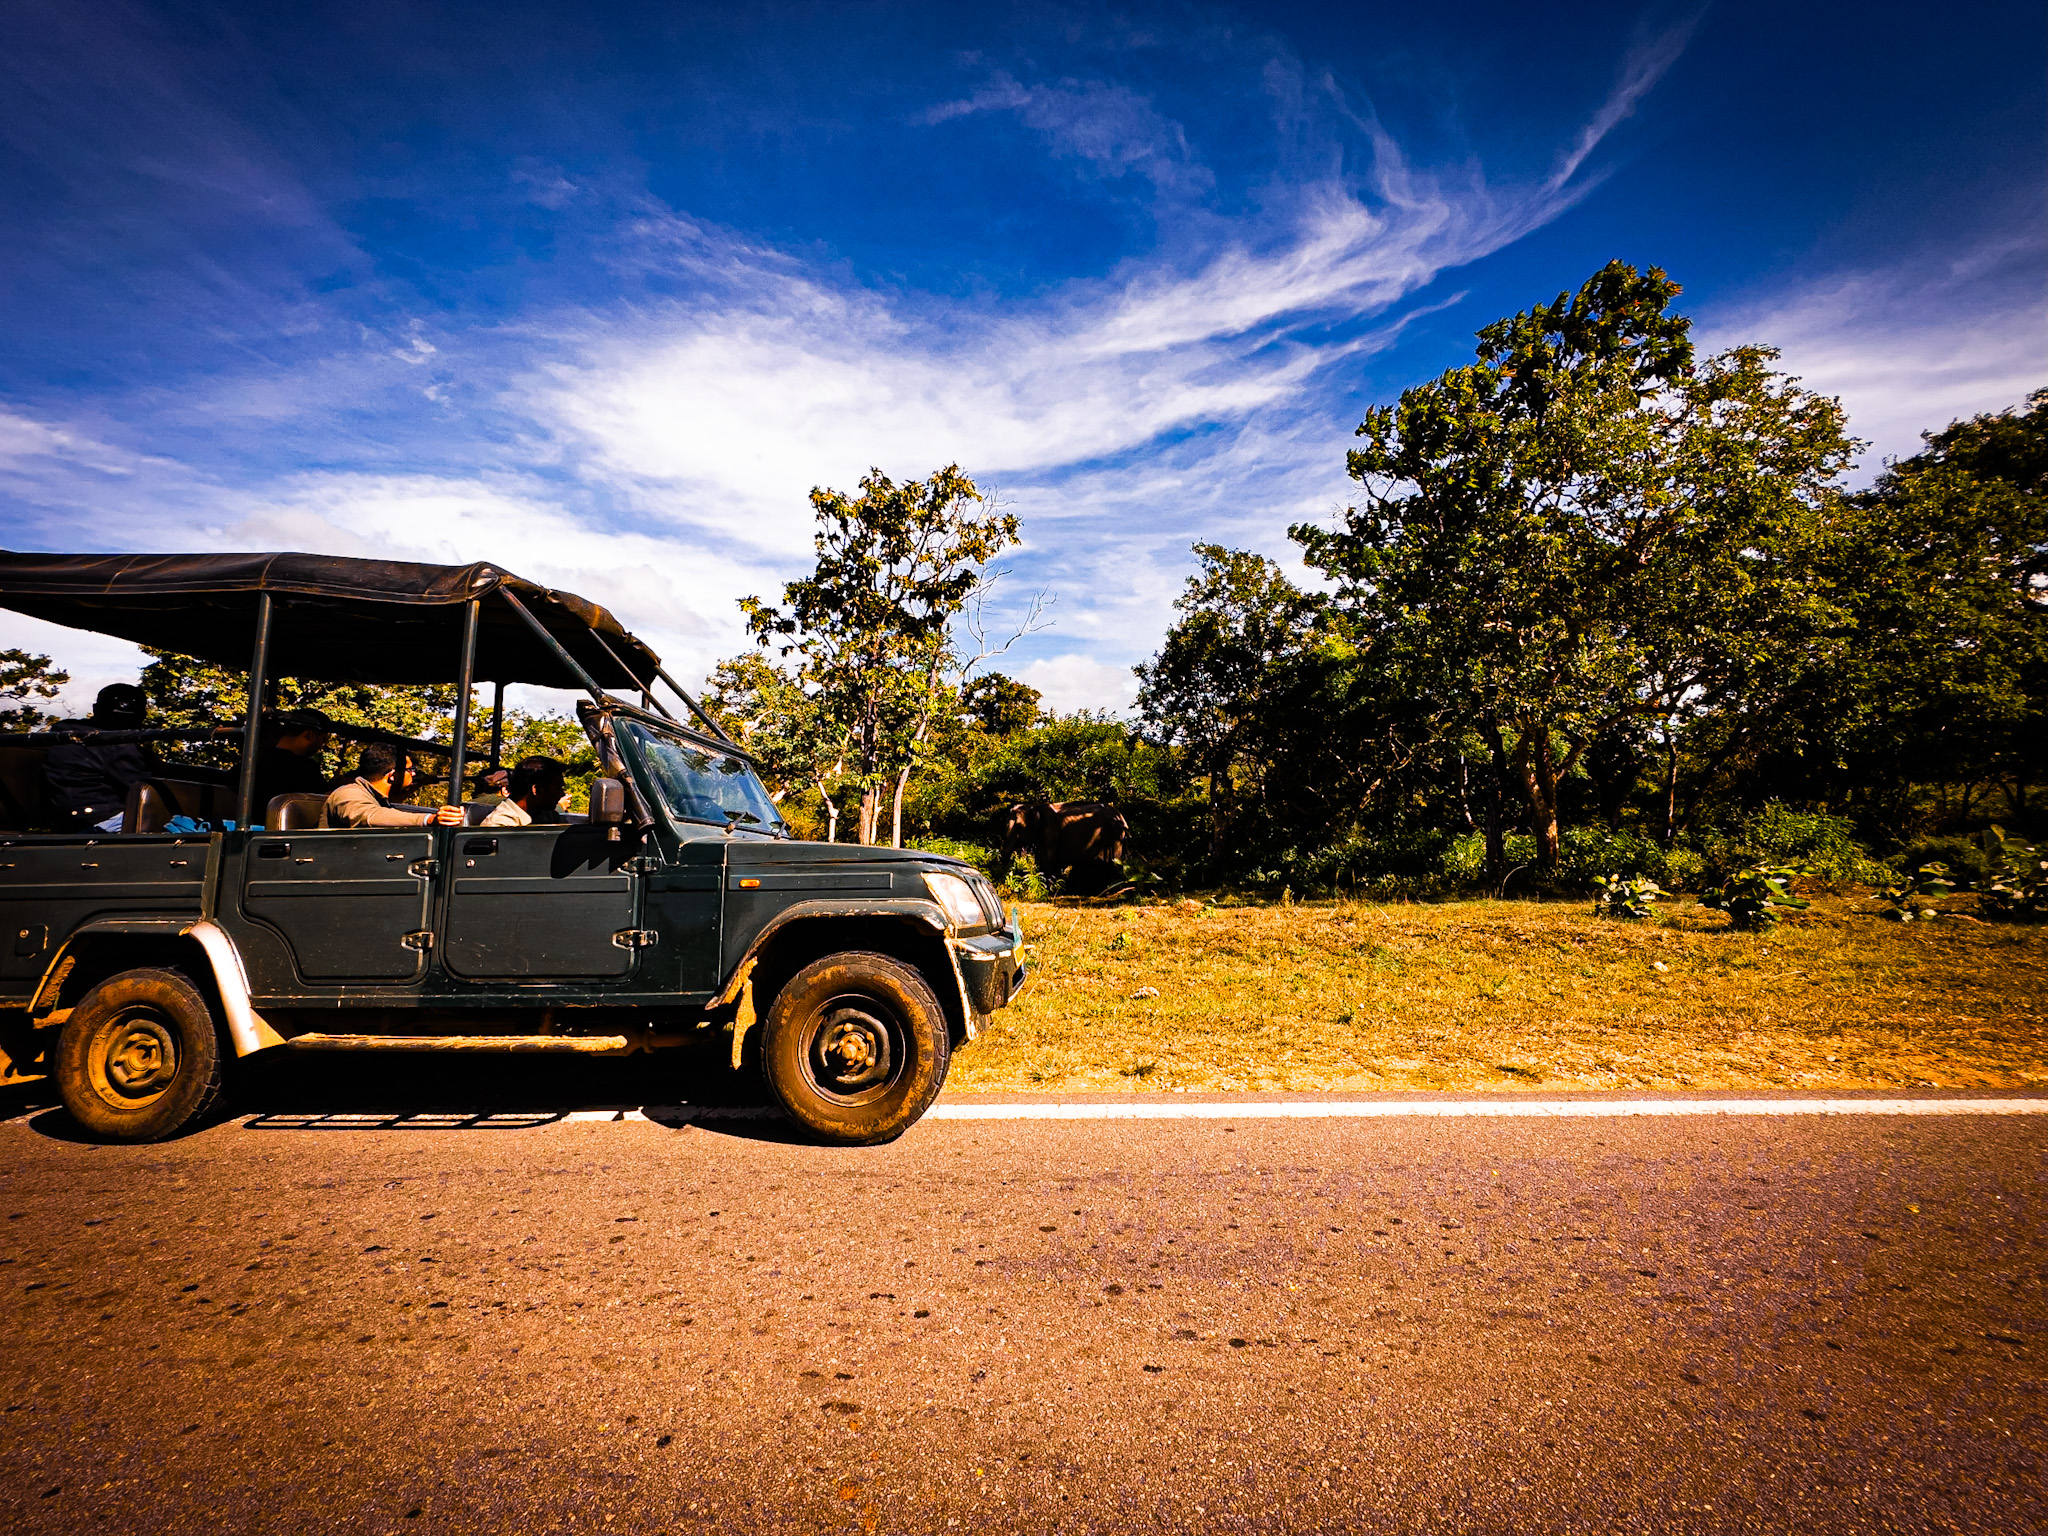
[{"x1": 0, "y1": 551, "x2": 1023, "y2": 1145}]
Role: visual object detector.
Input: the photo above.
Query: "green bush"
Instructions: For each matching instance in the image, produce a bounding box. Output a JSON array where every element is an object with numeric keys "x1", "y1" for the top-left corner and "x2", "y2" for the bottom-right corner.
[
  {"x1": 1703, "y1": 804, "x2": 1886, "y2": 889},
  {"x1": 909, "y1": 835, "x2": 996, "y2": 875},
  {"x1": 1895, "y1": 836, "x2": 1993, "y2": 889}
]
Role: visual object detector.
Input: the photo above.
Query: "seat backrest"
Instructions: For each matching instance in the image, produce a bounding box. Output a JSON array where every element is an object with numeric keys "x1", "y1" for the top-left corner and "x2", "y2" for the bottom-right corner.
[
  {"x1": 122, "y1": 779, "x2": 173, "y2": 834},
  {"x1": 462, "y1": 800, "x2": 496, "y2": 826},
  {"x1": 124, "y1": 777, "x2": 246, "y2": 834},
  {"x1": 265, "y1": 793, "x2": 329, "y2": 830},
  {"x1": 0, "y1": 743, "x2": 48, "y2": 831}
]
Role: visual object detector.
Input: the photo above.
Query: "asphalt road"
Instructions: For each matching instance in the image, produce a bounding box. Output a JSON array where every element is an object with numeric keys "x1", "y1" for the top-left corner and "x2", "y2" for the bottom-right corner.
[{"x1": 0, "y1": 1068, "x2": 2041, "y2": 1535}]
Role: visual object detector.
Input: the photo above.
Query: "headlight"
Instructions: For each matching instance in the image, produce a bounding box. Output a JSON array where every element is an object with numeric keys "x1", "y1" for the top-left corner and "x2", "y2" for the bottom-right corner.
[{"x1": 924, "y1": 871, "x2": 986, "y2": 929}]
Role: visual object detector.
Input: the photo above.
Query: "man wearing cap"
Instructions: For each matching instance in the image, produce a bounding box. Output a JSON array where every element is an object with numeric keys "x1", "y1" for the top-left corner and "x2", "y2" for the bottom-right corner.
[
  {"x1": 42, "y1": 683, "x2": 155, "y2": 832},
  {"x1": 252, "y1": 707, "x2": 333, "y2": 814}
]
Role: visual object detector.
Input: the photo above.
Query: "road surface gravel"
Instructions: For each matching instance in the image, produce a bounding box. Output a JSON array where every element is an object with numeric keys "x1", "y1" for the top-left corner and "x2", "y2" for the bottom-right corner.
[{"x1": 0, "y1": 1078, "x2": 2040, "y2": 1534}]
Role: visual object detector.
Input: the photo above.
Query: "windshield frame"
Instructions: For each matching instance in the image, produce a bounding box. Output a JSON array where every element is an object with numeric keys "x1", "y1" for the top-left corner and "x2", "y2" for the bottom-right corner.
[{"x1": 615, "y1": 718, "x2": 788, "y2": 836}]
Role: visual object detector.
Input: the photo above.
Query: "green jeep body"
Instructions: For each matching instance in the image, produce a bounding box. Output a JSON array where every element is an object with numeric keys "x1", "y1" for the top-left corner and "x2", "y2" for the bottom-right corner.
[{"x1": 0, "y1": 551, "x2": 1023, "y2": 1144}]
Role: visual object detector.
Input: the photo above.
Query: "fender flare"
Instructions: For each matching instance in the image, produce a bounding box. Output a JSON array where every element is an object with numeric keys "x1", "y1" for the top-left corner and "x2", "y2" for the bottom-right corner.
[
  {"x1": 31, "y1": 918, "x2": 286, "y2": 1058},
  {"x1": 710, "y1": 898, "x2": 983, "y2": 1041}
]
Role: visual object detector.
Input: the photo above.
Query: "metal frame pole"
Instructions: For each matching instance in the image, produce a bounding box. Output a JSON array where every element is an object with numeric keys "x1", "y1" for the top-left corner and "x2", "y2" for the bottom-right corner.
[
  {"x1": 447, "y1": 599, "x2": 480, "y2": 810},
  {"x1": 235, "y1": 593, "x2": 274, "y2": 829},
  {"x1": 500, "y1": 589, "x2": 608, "y2": 700},
  {"x1": 653, "y1": 664, "x2": 738, "y2": 746},
  {"x1": 489, "y1": 681, "x2": 505, "y2": 770}
]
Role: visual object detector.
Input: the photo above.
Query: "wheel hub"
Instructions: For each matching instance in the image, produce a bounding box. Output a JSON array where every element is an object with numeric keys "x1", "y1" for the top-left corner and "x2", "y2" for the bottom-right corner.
[
  {"x1": 810, "y1": 1005, "x2": 895, "y2": 1097},
  {"x1": 100, "y1": 1015, "x2": 178, "y2": 1101}
]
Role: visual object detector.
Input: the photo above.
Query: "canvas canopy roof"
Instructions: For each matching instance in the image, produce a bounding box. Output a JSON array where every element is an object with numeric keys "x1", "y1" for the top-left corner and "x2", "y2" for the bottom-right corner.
[{"x1": 0, "y1": 551, "x2": 665, "y2": 692}]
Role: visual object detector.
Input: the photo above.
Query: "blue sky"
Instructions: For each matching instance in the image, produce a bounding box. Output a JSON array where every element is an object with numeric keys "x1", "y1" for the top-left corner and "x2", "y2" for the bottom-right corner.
[{"x1": 0, "y1": 0, "x2": 2040, "y2": 714}]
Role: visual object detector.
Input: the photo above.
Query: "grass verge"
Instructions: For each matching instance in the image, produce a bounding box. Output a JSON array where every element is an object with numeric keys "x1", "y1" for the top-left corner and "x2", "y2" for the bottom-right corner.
[{"x1": 948, "y1": 895, "x2": 2048, "y2": 1094}]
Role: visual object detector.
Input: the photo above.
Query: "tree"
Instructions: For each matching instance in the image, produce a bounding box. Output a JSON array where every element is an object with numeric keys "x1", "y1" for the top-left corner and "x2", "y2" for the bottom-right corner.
[
  {"x1": 702, "y1": 651, "x2": 852, "y2": 840},
  {"x1": 1293, "y1": 261, "x2": 1858, "y2": 871},
  {"x1": 140, "y1": 650, "x2": 592, "y2": 803},
  {"x1": 0, "y1": 649, "x2": 69, "y2": 731},
  {"x1": 1135, "y1": 545, "x2": 1320, "y2": 853},
  {"x1": 741, "y1": 465, "x2": 1021, "y2": 846},
  {"x1": 960, "y1": 673, "x2": 1042, "y2": 736},
  {"x1": 1766, "y1": 389, "x2": 2048, "y2": 831}
]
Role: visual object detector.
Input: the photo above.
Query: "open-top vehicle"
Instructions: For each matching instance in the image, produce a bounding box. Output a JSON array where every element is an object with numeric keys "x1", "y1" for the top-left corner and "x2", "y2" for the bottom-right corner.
[{"x1": 0, "y1": 551, "x2": 1023, "y2": 1144}]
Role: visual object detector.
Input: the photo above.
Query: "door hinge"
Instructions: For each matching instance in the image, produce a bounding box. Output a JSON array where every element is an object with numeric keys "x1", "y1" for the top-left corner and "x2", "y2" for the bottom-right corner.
[
  {"x1": 625, "y1": 855, "x2": 660, "y2": 875},
  {"x1": 611, "y1": 928, "x2": 660, "y2": 950},
  {"x1": 409, "y1": 858, "x2": 442, "y2": 879},
  {"x1": 401, "y1": 930, "x2": 436, "y2": 951}
]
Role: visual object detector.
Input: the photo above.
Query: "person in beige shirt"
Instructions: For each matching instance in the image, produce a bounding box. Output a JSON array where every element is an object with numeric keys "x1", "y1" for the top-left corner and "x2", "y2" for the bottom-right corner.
[
  {"x1": 480, "y1": 755, "x2": 567, "y2": 828},
  {"x1": 325, "y1": 743, "x2": 465, "y2": 829}
]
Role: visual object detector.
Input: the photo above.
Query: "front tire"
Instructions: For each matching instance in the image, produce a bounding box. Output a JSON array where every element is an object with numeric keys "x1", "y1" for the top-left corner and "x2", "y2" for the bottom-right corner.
[
  {"x1": 54, "y1": 968, "x2": 224, "y2": 1143},
  {"x1": 761, "y1": 951, "x2": 951, "y2": 1145}
]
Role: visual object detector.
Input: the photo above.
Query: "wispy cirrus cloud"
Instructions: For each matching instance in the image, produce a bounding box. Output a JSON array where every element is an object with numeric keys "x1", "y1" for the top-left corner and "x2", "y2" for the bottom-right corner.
[
  {"x1": 1700, "y1": 230, "x2": 2047, "y2": 473},
  {"x1": 0, "y1": 15, "x2": 1702, "y2": 713}
]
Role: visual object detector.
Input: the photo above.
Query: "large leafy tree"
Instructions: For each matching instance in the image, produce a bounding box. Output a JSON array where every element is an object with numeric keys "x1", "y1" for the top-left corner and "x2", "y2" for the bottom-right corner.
[
  {"x1": 0, "y1": 649, "x2": 69, "y2": 731},
  {"x1": 741, "y1": 465, "x2": 1019, "y2": 845},
  {"x1": 140, "y1": 651, "x2": 592, "y2": 803},
  {"x1": 1293, "y1": 260, "x2": 1858, "y2": 871},
  {"x1": 1135, "y1": 544, "x2": 1321, "y2": 852},
  {"x1": 1766, "y1": 389, "x2": 2048, "y2": 830}
]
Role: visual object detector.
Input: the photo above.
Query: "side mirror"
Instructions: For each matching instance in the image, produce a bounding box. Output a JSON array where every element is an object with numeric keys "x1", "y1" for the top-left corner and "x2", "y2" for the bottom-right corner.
[{"x1": 589, "y1": 777, "x2": 626, "y2": 841}]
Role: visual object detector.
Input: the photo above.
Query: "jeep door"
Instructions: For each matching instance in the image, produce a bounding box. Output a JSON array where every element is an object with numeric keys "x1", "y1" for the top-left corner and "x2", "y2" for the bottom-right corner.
[
  {"x1": 440, "y1": 823, "x2": 640, "y2": 980},
  {"x1": 240, "y1": 830, "x2": 435, "y2": 983}
]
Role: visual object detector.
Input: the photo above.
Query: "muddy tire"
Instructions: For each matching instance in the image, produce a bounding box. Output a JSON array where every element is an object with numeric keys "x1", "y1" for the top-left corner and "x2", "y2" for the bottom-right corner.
[
  {"x1": 54, "y1": 968, "x2": 224, "y2": 1143},
  {"x1": 760, "y1": 951, "x2": 950, "y2": 1146}
]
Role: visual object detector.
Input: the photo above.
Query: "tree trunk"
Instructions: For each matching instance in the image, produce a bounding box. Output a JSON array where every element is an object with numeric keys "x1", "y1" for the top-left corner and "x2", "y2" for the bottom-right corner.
[
  {"x1": 890, "y1": 765, "x2": 911, "y2": 849},
  {"x1": 817, "y1": 780, "x2": 839, "y2": 842},
  {"x1": 1532, "y1": 738, "x2": 1561, "y2": 873},
  {"x1": 1661, "y1": 726, "x2": 1680, "y2": 848},
  {"x1": 857, "y1": 784, "x2": 878, "y2": 845},
  {"x1": 1509, "y1": 727, "x2": 1561, "y2": 873},
  {"x1": 1476, "y1": 717, "x2": 1508, "y2": 883}
]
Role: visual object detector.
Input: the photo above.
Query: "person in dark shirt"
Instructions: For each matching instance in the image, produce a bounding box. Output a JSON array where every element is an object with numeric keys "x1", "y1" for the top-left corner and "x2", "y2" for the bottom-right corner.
[
  {"x1": 43, "y1": 683, "x2": 154, "y2": 831},
  {"x1": 251, "y1": 707, "x2": 333, "y2": 816}
]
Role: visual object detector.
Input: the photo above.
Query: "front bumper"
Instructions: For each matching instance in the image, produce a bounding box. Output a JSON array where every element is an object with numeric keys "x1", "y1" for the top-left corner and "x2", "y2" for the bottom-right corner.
[{"x1": 954, "y1": 917, "x2": 1026, "y2": 1019}]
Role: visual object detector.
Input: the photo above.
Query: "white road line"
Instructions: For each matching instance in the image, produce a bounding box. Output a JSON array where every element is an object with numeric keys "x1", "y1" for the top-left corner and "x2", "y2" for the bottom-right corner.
[
  {"x1": 920, "y1": 1099, "x2": 2048, "y2": 1119},
  {"x1": 574, "y1": 1099, "x2": 2047, "y2": 1124}
]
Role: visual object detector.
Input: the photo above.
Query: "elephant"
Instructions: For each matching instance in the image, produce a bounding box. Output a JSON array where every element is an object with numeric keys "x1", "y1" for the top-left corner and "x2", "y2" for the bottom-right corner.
[{"x1": 995, "y1": 800, "x2": 1131, "y2": 895}]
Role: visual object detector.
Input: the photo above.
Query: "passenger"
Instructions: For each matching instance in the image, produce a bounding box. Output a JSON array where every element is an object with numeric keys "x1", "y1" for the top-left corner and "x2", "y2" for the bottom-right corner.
[
  {"x1": 43, "y1": 683, "x2": 155, "y2": 832},
  {"x1": 325, "y1": 744, "x2": 465, "y2": 828},
  {"x1": 480, "y1": 756, "x2": 567, "y2": 828},
  {"x1": 251, "y1": 707, "x2": 332, "y2": 812}
]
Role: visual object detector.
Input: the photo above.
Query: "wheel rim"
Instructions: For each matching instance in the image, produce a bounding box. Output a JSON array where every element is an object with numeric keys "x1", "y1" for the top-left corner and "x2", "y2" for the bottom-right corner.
[
  {"x1": 85, "y1": 1008, "x2": 180, "y2": 1110},
  {"x1": 801, "y1": 992, "x2": 906, "y2": 1106}
]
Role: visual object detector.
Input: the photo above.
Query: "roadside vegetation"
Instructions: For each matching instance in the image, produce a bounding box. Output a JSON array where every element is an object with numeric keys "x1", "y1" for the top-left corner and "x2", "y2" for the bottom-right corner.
[{"x1": 949, "y1": 895, "x2": 2048, "y2": 1094}]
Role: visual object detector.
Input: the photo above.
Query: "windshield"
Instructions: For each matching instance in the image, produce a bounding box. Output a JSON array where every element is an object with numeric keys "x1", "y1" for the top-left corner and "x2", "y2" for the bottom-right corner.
[{"x1": 619, "y1": 721, "x2": 785, "y2": 832}]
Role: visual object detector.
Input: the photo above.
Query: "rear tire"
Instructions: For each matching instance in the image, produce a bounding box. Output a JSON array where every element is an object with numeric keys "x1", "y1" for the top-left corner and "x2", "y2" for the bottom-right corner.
[
  {"x1": 54, "y1": 968, "x2": 224, "y2": 1143},
  {"x1": 761, "y1": 951, "x2": 950, "y2": 1146}
]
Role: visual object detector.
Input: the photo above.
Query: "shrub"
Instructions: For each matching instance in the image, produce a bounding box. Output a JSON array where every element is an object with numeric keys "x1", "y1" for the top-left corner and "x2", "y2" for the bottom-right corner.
[
  {"x1": 1726, "y1": 804, "x2": 1886, "y2": 888},
  {"x1": 1700, "y1": 864, "x2": 1810, "y2": 931},
  {"x1": 1978, "y1": 828, "x2": 2048, "y2": 920},
  {"x1": 1591, "y1": 873, "x2": 1664, "y2": 920},
  {"x1": 1895, "y1": 835, "x2": 1994, "y2": 889},
  {"x1": 910, "y1": 836, "x2": 996, "y2": 875},
  {"x1": 1877, "y1": 862, "x2": 1956, "y2": 922}
]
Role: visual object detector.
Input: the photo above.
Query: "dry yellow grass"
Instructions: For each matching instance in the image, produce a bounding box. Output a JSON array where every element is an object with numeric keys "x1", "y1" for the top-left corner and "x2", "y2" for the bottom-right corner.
[{"x1": 949, "y1": 895, "x2": 2048, "y2": 1093}]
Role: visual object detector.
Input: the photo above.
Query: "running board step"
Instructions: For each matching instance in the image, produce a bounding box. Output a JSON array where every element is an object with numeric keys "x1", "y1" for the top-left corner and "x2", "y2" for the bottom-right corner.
[{"x1": 285, "y1": 1033, "x2": 632, "y2": 1055}]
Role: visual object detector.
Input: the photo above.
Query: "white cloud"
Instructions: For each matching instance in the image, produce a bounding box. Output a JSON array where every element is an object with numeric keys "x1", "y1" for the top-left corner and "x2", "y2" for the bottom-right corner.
[
  {"x1": 1701, "y1": 243, "x2": 2046, "y2": 472},
  {"x1": 1020, "y1": 653, "x2": 1139, "y2": 715},
  {"x1": 0, "y1": 43, "x2": 1700, "y2": 718}
]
